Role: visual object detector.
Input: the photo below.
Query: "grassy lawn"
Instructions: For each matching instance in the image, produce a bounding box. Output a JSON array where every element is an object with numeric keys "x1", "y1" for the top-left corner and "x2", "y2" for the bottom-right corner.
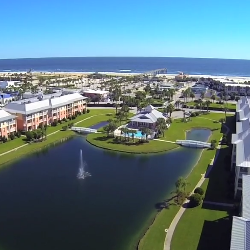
[
  {"x1": 0, "y1": 137, "x2": 25, "y2": 154},
  {"x1": 171, "y1": 204, "x2": 232, "y2": 250},
  {"x1": 138, "y1": 113, "x2": 233, "y2": 250},
  {"x1": 186, "y1": 101, "x2": 236, "y2": 110},
  {"x1": 162, "y1": 112, "x2": 225, "y2": 142},
  {"x1": 87, "y1": 134, "x2": 179, "y2": 153}
]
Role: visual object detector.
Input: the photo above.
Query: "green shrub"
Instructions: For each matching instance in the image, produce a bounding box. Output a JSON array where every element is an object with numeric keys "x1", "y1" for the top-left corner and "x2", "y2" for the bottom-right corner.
[
  {"x1": 62, "y1": 126, "x2": 68, "y2": 131},
  {"x1": 9, "y1": 132, "x2": 15, "y2": 140},
  {"x1": 194, "y1": 187, "x2": 204, "y2": 196},
  {"x1": 189, "y1": 193, "x2": 203, "y2": 207}
]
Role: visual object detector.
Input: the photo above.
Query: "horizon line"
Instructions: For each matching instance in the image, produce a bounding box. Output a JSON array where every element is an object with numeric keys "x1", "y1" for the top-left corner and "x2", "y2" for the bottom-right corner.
[{"x1": 1, "y1": 56, "x2": 250, "y2": 61}]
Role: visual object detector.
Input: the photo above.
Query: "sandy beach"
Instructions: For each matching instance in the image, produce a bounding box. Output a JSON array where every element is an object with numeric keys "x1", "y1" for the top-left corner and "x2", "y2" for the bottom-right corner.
[{"x1": 1, "y1": 71, "x2": 250, "y2": 83}]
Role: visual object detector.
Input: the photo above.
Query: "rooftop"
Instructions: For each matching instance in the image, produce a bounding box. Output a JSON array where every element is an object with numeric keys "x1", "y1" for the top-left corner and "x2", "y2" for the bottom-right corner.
[
  {"x1": 130, "y1": 105, "x2": 165, "y2": 123},
  {"x1": 0, "y1": 109, "x2": 16, "y2": 122},
  {"x1": 83, "y1": 89, "x2": 109, "y2": 94},
  {"x1": 4, "y1": 93, "x2": 87, "y2": 115}
]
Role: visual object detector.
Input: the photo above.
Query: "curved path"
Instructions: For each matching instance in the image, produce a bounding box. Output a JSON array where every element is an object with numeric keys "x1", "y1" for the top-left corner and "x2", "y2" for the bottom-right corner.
[{"x1": 163, "y1": 121, "x2": 230, "y2": 250}]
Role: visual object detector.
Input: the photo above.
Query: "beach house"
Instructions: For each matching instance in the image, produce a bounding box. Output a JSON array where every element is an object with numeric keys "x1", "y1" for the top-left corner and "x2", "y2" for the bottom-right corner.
[
  {"x1": 0, "y1": 109, "x2": 17, "y2": 138},
  {"x1": 129, "y1": 105, "x2": 166, "y2": 129},
  {"x1": 4, "y1": 93, "x2": 87, "y2": 131}
]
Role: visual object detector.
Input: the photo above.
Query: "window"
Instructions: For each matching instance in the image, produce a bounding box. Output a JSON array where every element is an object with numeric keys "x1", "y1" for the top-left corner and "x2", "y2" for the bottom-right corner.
[{"x1": 240, "y1": 167, "x2": 248, "y2": 173}]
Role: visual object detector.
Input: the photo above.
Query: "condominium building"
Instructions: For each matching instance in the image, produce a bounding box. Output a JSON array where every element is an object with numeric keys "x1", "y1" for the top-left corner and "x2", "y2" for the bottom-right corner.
[
  {"x1": 0, "y1": 109, "x2": 17, "y2": 138},
  {"x1": 230, "y1": 175, "x2": 250, "y2": 250},
  {"x1": 231, "y1": 97, "x2": 250, "y2": 198},
  {"x1": 225, "y1": 83, "x2": 250, "y2": 96},
  {"x1": 4, "y1": 93, "x2": 87, "y2": 131}
]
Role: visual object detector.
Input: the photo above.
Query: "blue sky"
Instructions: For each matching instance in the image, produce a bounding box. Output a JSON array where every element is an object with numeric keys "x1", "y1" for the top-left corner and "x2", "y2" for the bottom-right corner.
[{"x1": 1, "y1": 0, "x2": 250, "y2": 59}]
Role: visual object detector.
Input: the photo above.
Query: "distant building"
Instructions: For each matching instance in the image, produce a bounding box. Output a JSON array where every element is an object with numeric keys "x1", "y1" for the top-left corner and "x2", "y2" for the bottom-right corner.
[
  {"x1": 0, "y1": 109, "x2": 17, "y2": 138},
  {"x1": 191, "y1": 84, "x2": 208, "y2": 93},
  {"x1": 0, "y1": 81, "x2": 21, "y2": 89},
  {"x1": 158, "y1": 83, "x2": 175, "y2": 91},
  {"x1": 129, "y1": 105, "x2": 166, "y2": 130},
  {"x1": 4, "y1": 93, "x2": 87, "y2": 131},
  {"x1": 225, "y1": 83, "x2": 250, "y2": 96},
  {"x1": 0, "y1": 93, "x2": 13, "y2": 104},
  {"x1": 82, "y1": 89, "x2": 109, "y2": 101}
]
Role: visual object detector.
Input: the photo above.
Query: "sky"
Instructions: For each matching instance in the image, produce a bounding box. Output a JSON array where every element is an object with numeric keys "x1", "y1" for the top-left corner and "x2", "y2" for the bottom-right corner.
[{"x1": 1, "y1": 0, "x2": 250, "y2": 59}]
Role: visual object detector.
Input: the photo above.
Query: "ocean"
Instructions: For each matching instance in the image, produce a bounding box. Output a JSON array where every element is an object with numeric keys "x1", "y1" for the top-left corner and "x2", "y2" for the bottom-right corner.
[{"x1": 0, "y1": 57, "x2": 250, "y2": 76}]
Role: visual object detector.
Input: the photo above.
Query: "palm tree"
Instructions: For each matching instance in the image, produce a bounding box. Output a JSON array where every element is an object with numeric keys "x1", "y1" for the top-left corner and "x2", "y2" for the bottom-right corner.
[
  {"x1": 200, "y1": 91, "x2": 205, "y2": 100},
  {"x1": 190, "y1": 92, "x2": 195, "y2": 101},
  {"x1": 167, "y1": 103, "x2": 175, "y2": 117},
  {"x1": 197, "y1": 99, "x2": 203, "y2": 111},
  {"x1": 156, "y1": 118, "x2": 167, "y2": 137},
  {"x1": 211, "y1": 94, "x2": 216, "y2": 103},
  {"x1": 143, "y1": 127, "x2": 151, "y2": 141},
  {"x1": 205, "y1": 100, "x2": 211, "y2": 112},
  {"x1": 223, "y1": 106, "x2": 228, "y2": 120},
  {"x1": 114, "y1": 103, "x2": 120, "y2": 115}
]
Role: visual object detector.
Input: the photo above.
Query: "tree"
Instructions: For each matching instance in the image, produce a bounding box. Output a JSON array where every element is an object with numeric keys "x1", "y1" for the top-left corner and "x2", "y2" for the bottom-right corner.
[
  {"x1": 103, "y1": 125, "x2": 111, "y2": 137},
  {"x1": 223, "y1": 106, "x2": 228, "y2": 120},
  {"x1": 211, "y1": 94, "x2": 216, "y2": 103},
  {"x1": 189, "y1": 193, "x2": 203, "y2": 207},
  {"x1": 175, "y1": 177, "x2": 189, "y2": 193},
  {"x1": 211, "y1": 139, "x2": 217, "y2": 149},
  {"x1": 219, "y1": 118, "x2": 225, "y2": 125},
  {"x1": 205, "y1": 100, "x2": 211, "y2": 112},
  {"x1": 190, "y1": 92, "x2": 195, "y2": 101},
  {"x1": 117, "y1": 112, "x2": 124, "y2": 125},
  {"x1": 9, "y1": 132, "x2": 15, "y2": 140},
  {"x1": 235, "y1": 96, "x2": 240, "y2": 102},
  {"x1": 26, "y1": 131, "x2": 34, "y2": 141},
  {"x1": 200, "y1": 91, "x2": 205, "y2": 100},
  {"x1": 197, "y1": 99, "x2": 203, "y2": 111},
  {"x1": 194, "y1": 187, "x2": 204, "y2": 196},
  {"x1": 166, "y1": 103, "x2": 175, "y2": 117},
  {"x1": 114, "y1": 103, "x2": 120, "y2": 115},
  {"x1": 156, "y1": 118, "x2": 167, "y2": 137}
]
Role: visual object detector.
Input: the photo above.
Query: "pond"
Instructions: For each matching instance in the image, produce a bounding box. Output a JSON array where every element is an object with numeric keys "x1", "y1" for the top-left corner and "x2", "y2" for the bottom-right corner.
[
  {"x1": 90, "y1": 121, "x2": 109, "y2": 130},
  {"x1": 0, "y1": 129, "x2": 211, "y2": 250}
]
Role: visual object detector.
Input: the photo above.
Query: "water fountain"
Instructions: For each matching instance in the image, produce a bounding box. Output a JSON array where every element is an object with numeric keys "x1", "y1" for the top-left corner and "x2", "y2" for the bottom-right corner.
[{"x1": 77, "y1": 149, "x2": 91, "y2": 179}]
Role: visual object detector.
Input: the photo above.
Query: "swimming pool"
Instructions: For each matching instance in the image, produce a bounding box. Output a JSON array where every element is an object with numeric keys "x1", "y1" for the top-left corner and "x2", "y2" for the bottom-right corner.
[{"x1": 128, "y1": 130, "x2": 145, "y2": 138}]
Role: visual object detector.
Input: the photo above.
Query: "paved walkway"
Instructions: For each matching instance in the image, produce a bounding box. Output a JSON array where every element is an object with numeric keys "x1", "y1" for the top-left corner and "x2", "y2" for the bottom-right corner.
[
  {"x1": 203, "y1": 201, "x2": 234, "y2": 208},
  {"x1": 154, "y1": 139, "x2": 176, "y2": 144},
  {"x1": 0, "y1": 114, "x2": 109, "y2": 157},
  {"x1": 163, "y1": 123, "x2": 230, "y2": 250}
]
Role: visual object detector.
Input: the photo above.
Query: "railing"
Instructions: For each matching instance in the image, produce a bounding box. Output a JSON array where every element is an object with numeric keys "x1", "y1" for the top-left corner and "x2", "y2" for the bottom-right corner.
[
  {"x1": 71, "y1": 127, "x2": 97, "y2": 133},
  {"x1": 176, "y1": 140, "x2": 211, "y2": 148}
]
